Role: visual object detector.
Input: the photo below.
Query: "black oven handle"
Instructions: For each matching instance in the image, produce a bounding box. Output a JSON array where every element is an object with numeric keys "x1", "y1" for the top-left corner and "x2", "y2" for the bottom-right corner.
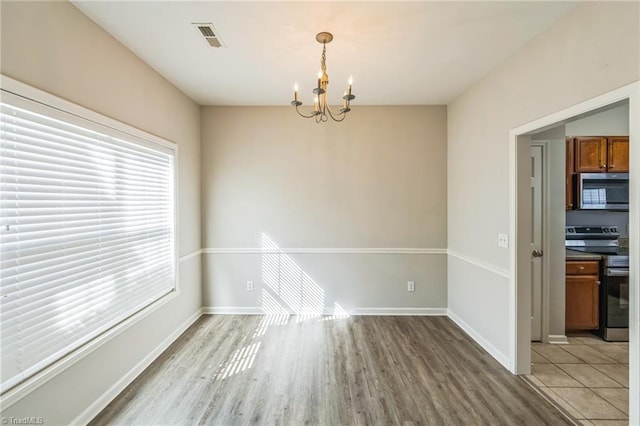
[{"x1": 606, "y1": 268, "x2": 629, "y2": 277}]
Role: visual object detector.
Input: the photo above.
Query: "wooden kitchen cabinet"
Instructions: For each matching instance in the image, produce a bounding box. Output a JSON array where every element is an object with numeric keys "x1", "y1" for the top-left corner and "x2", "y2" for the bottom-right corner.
[
  {"x1": 575, "y1": 137, "x2": 608, "y2": 172},
  {"x1": 574, "y1": 136, "x2": 629, "y2": 173},
  {"x1": 566, "y1": 260, "x2": 600, "y2": 330},
  {"x1": 607, "y1": 137, "x2": 629, "y2": 172}
]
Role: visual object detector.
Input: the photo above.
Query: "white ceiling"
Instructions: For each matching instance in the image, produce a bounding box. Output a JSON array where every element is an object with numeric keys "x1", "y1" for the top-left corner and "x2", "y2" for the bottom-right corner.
[{"x1": 72, "y1": 1, "x2": 577, "y2": 106}]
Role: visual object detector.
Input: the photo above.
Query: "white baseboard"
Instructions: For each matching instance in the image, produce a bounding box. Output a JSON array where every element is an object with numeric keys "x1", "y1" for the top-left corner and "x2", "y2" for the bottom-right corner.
[
  {"x1": 202, "y1": 307, "x2": 264, "y2": 315},
  {"x1": 72, "y1": 308, "x2": 203, "y2": 425},
  {"x1": 548, "y1": 335, "x2": 569, "y2": 344},
  {"x1": 202, "y1": 306, "x2": 448, "y2": 316},
  {"x1": 349, "y1": 307, "x2": 447, "y2": 316},
  {"x1": 447, "y1": 309, "x2": 510, "y2": 370}
]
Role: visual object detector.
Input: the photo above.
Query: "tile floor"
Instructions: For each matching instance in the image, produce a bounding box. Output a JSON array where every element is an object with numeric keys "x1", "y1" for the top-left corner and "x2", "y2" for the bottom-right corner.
[{"x1": 526, "y1": 334, "x2": 629, "y2": 425}]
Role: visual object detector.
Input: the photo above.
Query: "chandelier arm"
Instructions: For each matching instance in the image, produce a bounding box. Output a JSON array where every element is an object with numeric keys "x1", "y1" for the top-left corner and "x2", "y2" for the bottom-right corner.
[
  {"x1": 325, "y1": 104, "x2": 347, "y2": 122},
  {"x1": 295, "y1": 105, "x2": 317, "y2": 119}
]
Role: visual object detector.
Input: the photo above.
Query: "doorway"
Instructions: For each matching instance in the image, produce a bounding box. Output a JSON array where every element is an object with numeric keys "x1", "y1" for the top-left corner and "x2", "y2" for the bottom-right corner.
[{"x1": 509, "y1": 82, "x2": 639, "y2": 424}]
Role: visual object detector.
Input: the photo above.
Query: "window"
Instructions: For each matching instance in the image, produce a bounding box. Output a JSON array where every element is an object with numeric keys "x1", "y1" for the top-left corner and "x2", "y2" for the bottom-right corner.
[{"x1": 0, "y1": 89, "x2": 176, "y2": 394}]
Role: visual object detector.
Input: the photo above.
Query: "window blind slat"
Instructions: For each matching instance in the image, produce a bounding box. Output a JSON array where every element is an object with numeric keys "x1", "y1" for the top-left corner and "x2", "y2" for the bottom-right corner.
[
  {"x1": 1, "y1": 152, "x2": 171, "y2": 182},
  {"x1": 1, "y1": 275, "x2": 173, "y2": 350},
  {"x1": 0, "y1": 230, "x2": 171, "y2": 266},
  {"x1": 1, "y1": 107, "x2": 172, "y2": 158},
  {"x1": 1, "y1": 243, "x2": 173, "y2": 293},
  {"x1": 1, "y1": 119, "x2": 171, "y2": 166},
  {"x1": 0, "y1": 95, "x2": 175, "y2": 394},
  {"x1": 0, "y1": 242, "x2": 173, "y2": 289},
  {"x1": 1, "y1": 265, "x2": 174, "y2": 340},
  {"x1": 3, "y1": 132, "x2": 167, "y2": 170},
  {"x1": 1, "y1": 163, "x2": 170, "y2": 188}
]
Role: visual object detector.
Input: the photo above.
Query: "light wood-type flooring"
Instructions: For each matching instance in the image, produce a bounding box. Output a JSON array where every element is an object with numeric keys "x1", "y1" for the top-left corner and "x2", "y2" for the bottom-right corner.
[{"x1": 91, "y1": 315, "x2": 572, "y2": 425}]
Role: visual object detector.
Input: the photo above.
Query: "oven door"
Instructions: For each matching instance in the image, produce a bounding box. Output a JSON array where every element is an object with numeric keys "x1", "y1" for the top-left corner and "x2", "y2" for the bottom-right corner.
[{"x1": 603, "y1": 268, "x2": 629, "y2": 328}]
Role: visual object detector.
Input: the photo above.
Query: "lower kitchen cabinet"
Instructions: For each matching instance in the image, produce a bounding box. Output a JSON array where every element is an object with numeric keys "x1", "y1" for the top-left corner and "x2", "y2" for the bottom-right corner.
[{"x1": 566, "y1": 260, "x2": 600, "y2": 330}]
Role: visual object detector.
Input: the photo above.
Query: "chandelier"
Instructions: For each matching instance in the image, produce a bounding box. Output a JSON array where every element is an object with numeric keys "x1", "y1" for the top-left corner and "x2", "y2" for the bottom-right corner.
[{"x1": 291, "y1": 32, "x2": 355, "y2": 123}]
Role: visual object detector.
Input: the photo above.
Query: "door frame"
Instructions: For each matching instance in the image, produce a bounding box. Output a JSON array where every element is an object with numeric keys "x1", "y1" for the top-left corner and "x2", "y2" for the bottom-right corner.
[
  {"x1": 509, "y1": 81, "x2": 640, "y2": 424},
  {"x1": 530, "y1": 141, "x2": 551, "y2": 343}
]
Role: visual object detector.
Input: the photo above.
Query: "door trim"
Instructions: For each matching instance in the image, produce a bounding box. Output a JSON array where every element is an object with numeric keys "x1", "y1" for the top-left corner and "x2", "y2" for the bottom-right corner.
[{"x1": 509, "y1": 81, "x2": 640, "y2": 425}]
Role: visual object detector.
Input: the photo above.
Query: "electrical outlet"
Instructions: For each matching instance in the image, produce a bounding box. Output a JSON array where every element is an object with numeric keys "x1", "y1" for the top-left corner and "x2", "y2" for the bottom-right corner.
[
  {"x1": 407, "y1": 281, "x2": 415, "y2": 292},
  {"x1": 246, "y1": 281, "x2": 254, "y2": 291},
  {"x1": 497, "y1": 233, "x2": 509, "y2": 248}
]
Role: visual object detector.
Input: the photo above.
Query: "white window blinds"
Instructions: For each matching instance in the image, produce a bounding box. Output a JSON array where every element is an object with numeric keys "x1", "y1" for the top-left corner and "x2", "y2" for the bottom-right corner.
[{"x1": 0, "y1": 91, "x2": 176, "y2": 394}]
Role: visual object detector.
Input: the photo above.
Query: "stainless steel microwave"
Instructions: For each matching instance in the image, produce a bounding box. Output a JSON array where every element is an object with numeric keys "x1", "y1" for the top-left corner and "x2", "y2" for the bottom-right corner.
[{"x1": 577, "y1": 173, "x2": 629, "y2": 210}]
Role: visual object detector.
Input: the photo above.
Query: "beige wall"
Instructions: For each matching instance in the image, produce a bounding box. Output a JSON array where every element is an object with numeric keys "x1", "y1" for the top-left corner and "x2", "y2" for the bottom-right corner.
[
  {"x1": 566, "y1": 103, "x2": 630, "y2": 136},
  {"x1": 0, "y1": 1, "x2": 201, "y2": 424},
  {"x1": 447, "y1": 2, "x2": 639, "y2": 360},
  {"x1": 201, "y1": 106, "x2": 447, "y2": 311},
  {"x1": 2, "y1": 0, "x2": 638, "y2": 422}
]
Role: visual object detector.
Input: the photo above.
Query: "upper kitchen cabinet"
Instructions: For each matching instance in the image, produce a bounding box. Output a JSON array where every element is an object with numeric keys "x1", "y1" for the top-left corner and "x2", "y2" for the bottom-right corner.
[
  {"x1": 574, "y1": 137, "x2": 606, "y2": 172},
  {"x1": 574, "y1": 136, "x2": 629, "y2": 173},
  {"x1": 607, "y1": 137, "x2": 629, "y2": 172}
]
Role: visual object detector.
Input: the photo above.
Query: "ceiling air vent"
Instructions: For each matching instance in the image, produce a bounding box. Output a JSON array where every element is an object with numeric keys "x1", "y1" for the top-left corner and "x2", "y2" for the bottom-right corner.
[{"x1": 192, "y1": 23, "x2": 224, "y2": 48}]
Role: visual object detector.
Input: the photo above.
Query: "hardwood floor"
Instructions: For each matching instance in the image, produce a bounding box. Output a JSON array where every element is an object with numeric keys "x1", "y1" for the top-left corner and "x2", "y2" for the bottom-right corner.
[{"x1": 91, "y1": 315, "x2": 572, "y2": 425}]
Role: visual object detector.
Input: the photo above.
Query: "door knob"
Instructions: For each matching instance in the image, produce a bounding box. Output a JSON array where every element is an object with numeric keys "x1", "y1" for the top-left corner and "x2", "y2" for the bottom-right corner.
[{"x1": 532, "y1": 250, "x2": 543, "y2": 258}]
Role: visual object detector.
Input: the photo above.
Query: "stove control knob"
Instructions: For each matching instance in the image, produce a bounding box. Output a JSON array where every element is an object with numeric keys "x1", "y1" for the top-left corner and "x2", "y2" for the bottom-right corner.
[{"x1": 603, "y1": 228, "x2": 609, "y2": 233}]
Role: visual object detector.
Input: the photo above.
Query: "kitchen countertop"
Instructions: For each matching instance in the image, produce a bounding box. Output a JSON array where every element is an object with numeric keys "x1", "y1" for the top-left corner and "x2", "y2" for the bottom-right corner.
[{"x1": 565, "y1": 249, "x2": 602, "y2": 261}]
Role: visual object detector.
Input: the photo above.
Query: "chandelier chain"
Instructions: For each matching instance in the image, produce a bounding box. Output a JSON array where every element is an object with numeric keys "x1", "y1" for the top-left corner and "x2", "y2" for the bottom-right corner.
[{"x1": 321, "y1": 43, "x2": 327, "y2": 75}]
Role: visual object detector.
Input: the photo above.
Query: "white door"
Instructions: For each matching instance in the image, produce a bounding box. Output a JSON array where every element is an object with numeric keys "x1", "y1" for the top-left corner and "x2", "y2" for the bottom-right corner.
[{"x1": 531, "y1": 145, "x2": 543, "y2": 341}]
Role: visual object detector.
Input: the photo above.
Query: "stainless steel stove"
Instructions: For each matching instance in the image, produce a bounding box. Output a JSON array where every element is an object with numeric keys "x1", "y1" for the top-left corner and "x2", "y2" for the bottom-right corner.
[{"x1": 566, "y1": 226, "x2": 629, "y2": 341}]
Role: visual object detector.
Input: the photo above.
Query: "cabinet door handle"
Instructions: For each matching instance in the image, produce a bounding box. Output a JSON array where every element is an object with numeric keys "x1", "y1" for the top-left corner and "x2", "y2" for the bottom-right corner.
[
  {"x1": 610, "y1": 164, "x2": 615, "y2": 169},
  {"x1": 597, "y1": 281, "x2": 601, "y2": 285},
  {"x1": 600, "y1": 164, "x2": 606, "y2": 168},
  {"x1": 578, "y1": 266, "x2": 585, "y2": 270}
]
